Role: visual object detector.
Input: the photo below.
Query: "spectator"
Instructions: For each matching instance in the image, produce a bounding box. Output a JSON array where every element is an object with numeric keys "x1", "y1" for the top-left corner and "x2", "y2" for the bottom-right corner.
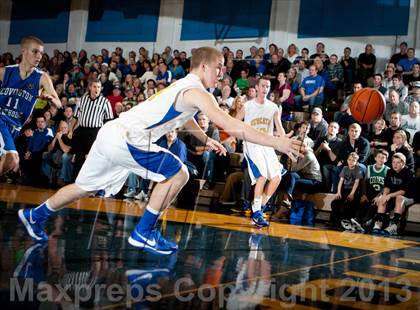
[
  {"x1": 106, "y1": 85, "x2": 124, "y2": 117},
  {"x1": 357, "y1": 44, "x2": 376, "y2": 86},
  {"x1": 327, "y1": 54, "x2": 344, "y2": 97},
  {"x1": 264, "y1": 53, "x2": 291, "y2": 89},
  {"x1": 372, "y1": 74, "x2": 387, "y2": 95},
  {"x1": 296, "y1": 59, "x2": 309, "y2": 85},
  {"x1": 21, "y1": 116, "x2": 54, "y2": 183},
  {"x1": 390, "y1": 42, "x2": 408, "y2": 65},
  {"x1": 217, "y1": 85, "x2": 234, "y2": 108},
  {"x1": 169, "y1": 57, "x2": 185, "y2": 80},
  {"x1": 314, "y1": 57, "x2": 335, "y2": 99},
  {"x1": 151, "y1": 53, "x2": 160, "y2": 69},
  {"x1": 62, "y1": 106, "x2": 77, "y2": 138},
  {"x1": 179, "y1": 51, "x2": 190, "y2": 73},
  {"x1": 403, "y1": 63, "x2": 420, "y2": 88},
  {"x1": 286, "y1": 68, "x2": 300, "y2": 95},
  {"x1": 245, "y1": 86, "x2": 257, "y2": 101},
  {"x1": 413, "y1": 131, "x2": 420, "y2": 175},
  {"x1": 404, "y1": 82, "x2": 420, "y2": 105},
  {"x1": 249, "y1": 54, "x2": 266, "y2": 77},
  {"x1": 383, "y1": 112, "x2": 411, "y2": 146},
  {"x1": 308, "y1": 107, "x2": 328, "y2": 142},
  {"x1": 373, "y1": 152, "x2": 414, "y2": 235},
  {"x1": 280, "y1": 148, "x2": 322, "y2": 208},
  {"x1": 396, "y1": 48, "x2": 419, "y2": 74},
  {"x1": 382, "y1": 66, "x2": 395, "y2": 89},
  {"x1": 139, "y1": 62, "x2": 158, "y2": 87},
  {"x1": 245, "y1": 45, "x2": 257, "y2": 60},
  {"x1": 216, "y1": 104, "x2": 236, "y2": 153},
  {"x1": 314, "y1": 122, "x2": 342, "y2": 192},
  {"x1": 331, "y1": 152, "x2": 363, "y2": 229},
  {"x1": 186, "y1": 112, "x2": 220, "y2": 187},
  {"x1": 384, "y1": 90, "x2": 409, "y2": 122},
  {"x1": 15, "y1": 126, "x2": 33, "y2": 178},
  {"x1": 99, "y1": 72, "x2": 113, "y2": 97},
  {"x1": 351, "y1": 149, "x2": 390, "y2": 232},
  {"x1": 229, "y1": 96, "x2": 245, "y2": 118},
  {"x1": 143, "y1": 79, "x2": 157, "y2": 99},
  {"x1": 385, "y1": 74, "x2": 408, "y2": 102},
  {"x1": 123, "y1": 87, "x2": 137, "y2": 107},
  {"x1": 368, "y1": 118, "x2": 388, "y2": 159},
  {"x1": 126, "y1": 59, "x2": 144, "y2": 78},
  {"x1": 156, "y1": 62, "x2": 172, "y2": 85},
  {"x1": 161, "y1": 46, "x2": 173, "y2": 65},
  {"x1": 401, "y1": 101, "x2": 419, "y2": 144},
  {"x1": 234, "y1": 69, "x2": 250, "y2": 94},
  {"x1": 310, "y1": 42, "x2": 329, "y2": 63},
  {"x1": 387, "y1": 130, "x2": 415, "y2": 174},
  {"x1": 275, "y1": 72, "x2": 294, "y2": 111},
  {"x1": 295, "y1": 65, "x2": 324, "y2": 111},
  {"x1": 292, "y1": 121, "x2": 314, "y2": 149},
  {"x1": 286, "y1": 43, "x2": 299, "y2": 64},
  {"x1": 41, "y1": 120, "x2": 73, "y2": 186},
  {"x1": 332, "y1": 123, "x2": 370, "y2": 192},
  {"x1": 340, "y1": 47, "x2": 356, "y2": 93},
  {"x1": 294, "y1": 47, "x2": 308, "y2": 64}
]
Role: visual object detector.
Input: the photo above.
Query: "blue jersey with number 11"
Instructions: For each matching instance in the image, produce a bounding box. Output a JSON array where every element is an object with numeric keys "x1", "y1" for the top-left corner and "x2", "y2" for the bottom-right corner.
[{"x1": 0, "y1": 64, "x2": 43, "y2": 129}]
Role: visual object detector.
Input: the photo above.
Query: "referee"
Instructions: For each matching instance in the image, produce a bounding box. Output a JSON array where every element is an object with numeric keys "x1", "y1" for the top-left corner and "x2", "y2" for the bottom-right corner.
[{"x1": 72, "y1": 78, "x2": 113, "y2": 178}]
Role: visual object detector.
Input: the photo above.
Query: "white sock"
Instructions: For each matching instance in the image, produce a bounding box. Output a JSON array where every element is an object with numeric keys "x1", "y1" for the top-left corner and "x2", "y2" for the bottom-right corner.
[
  {"x1": 146, "y1": 205, "x2": 159, "y2": 215},
  {"x1": 252, "y1": 198, "x2": 262, "y2": 213}
]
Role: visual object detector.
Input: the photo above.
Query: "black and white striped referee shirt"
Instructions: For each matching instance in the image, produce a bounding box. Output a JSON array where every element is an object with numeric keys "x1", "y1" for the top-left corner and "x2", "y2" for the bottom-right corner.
[{"x1": 75, "y1": 93, "x2": 114, "y2": 128}]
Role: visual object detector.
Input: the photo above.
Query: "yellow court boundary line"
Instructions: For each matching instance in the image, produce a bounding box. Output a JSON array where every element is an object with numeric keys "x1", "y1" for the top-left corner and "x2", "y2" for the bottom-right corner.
[{"x1": 1, "y1": 183, "x2": 418, "y2": 253}]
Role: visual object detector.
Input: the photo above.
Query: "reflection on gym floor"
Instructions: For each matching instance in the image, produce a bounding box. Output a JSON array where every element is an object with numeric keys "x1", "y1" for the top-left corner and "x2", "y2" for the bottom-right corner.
[{"x1": 1, "y1": 186, "x2": 420, "y2": 309}]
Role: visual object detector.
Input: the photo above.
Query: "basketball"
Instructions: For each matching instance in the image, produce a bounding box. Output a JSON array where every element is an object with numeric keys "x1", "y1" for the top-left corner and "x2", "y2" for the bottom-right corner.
[{"x1": 349, "y1": 88, "x2": 386, "y2": 124}]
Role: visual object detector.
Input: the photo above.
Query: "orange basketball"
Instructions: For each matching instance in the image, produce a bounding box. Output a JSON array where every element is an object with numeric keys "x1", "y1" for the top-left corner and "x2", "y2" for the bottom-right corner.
[{"x1": 349, "y1": 88, "x2": 386, "y2": 124}]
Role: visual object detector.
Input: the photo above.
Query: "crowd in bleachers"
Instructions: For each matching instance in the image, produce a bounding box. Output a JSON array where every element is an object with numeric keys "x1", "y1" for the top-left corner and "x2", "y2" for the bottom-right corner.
[{"x1": 1, "y1": 41, "x2": 419, "y2": 235}]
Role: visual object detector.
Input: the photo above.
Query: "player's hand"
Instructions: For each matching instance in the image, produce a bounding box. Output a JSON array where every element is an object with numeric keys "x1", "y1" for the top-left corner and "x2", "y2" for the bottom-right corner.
[
  {"x1": 347, "y1": 194, "x2": 354, "y2": 201},
  {"x1": 285, "y1": 131, "x2": 294, "y2": 138},
  {"x1": 275, "y1": 136, "x2": 305, "y2": 162},
  {"x1": 205, "y1": 138, "x2": 227, "y2": 156},
  {"x1": 334, "y1": 193, "x2": 341, "y2": 200},
  {"x1": 39, "y1": 94, "x2": 62, "y2": 109}
]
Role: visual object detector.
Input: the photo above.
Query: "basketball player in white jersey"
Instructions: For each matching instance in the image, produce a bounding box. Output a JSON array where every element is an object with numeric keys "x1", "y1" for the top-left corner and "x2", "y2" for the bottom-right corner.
[
  {"x1": 19, "y1": 47, "x2": 304, "y2": 255},
  {"x1": 236, "y1": 77, "x2": 286, "y2": 227}
]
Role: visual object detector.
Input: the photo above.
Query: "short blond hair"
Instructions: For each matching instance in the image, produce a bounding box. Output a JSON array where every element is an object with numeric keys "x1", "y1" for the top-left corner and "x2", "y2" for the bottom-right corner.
[
  {"x1": 190, "y1": 47, "x2": 223, "y2": 71},
  {"x1": 21, "y1": 36, "x2": 44, "y2": 47},
  {"x1": 392, "y1": 152, "x2": 406, "y2": 164},
  {"x1": 349, "y1": 123, "x2": 362, "y2": 132}
]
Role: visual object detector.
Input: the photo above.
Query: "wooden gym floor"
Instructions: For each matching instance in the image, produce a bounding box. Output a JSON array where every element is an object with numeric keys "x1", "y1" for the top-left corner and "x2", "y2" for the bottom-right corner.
[{"x1": 0, "y1": 183, "x2": 419, "y2": 309}]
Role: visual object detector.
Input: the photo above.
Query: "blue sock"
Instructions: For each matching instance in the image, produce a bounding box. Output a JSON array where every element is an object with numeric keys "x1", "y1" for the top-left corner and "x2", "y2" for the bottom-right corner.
[
  {"x1": 135, "y1": 206, "x2": 159, "y2": 234},
  {"x1": 33, "y1": 201, "x2": 55, "y2": 221}
]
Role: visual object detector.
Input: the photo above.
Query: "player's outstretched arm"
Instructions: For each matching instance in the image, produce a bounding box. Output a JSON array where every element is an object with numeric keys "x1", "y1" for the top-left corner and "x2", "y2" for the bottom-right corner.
[
  {"x1": 183, "y1": 118, "x2": 227, "y2": 156},
  {"x1": 185, "y1": 89, "x2": 304, "y2": 160},
  {"x1": 40, "y1": 73, "x2": 62, "y2": 109}
]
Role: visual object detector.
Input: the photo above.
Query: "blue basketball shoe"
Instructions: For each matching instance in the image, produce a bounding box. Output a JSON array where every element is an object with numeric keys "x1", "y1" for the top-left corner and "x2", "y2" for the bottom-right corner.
[
  {"x1": 252, "y1": 210, "x2": 269, "y2": 227},
  {"x1": 128, "y1": 228, "x2": 178, "y2": 255},
  {"x1": 13, "y1": 243, "x2": 47, "y2": 284},
  {"x1": 18, "y1": 208, "x2": 48, "y2": 242}
]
